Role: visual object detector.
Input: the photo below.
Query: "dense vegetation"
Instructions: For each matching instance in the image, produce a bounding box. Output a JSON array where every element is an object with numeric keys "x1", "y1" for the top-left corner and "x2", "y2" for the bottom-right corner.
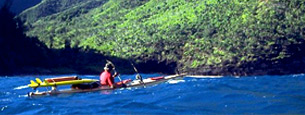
[
  {"x1": 13, "y1": 0, "x2": 305, "y2": 75},
  {"x1": 0, "y1": 0, "x2": 135, "y2": 75}
]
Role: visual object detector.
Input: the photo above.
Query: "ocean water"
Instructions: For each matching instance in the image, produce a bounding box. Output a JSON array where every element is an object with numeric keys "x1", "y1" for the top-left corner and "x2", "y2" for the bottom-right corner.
[{"x1": 0, "y1": 74, "x2": 305, "y2": 114}]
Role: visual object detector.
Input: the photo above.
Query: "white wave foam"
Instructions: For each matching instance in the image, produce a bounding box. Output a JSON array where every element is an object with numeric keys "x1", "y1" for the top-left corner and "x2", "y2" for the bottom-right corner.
[
  {"x1": 1, "y1": 106, "x2": 8, "y2": 111},
  {"x1": 18, "y1": 95, "x2": 28, "y2": 98},
  {"x1": 292, "y1": 73, "x2": 305, "y2": 77},
  {"x1": 185, "y1": 75, "x2": 223, "y2": 78},
  {"x1": 13, "y1": 85, "x2": 28, "y2": 90},
  {"x1": 168, "y1": 80, "x2": 185, "y2": 84}
]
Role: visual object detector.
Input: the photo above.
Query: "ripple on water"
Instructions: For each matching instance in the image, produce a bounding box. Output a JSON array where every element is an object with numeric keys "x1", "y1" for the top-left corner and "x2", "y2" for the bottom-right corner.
[{"x1": 1, "y1": 106, "x2": 8, "y2": 111}]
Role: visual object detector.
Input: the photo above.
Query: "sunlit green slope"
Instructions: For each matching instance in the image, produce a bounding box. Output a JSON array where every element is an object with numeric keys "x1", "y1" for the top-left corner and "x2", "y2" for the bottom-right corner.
[{"x1": 20, "y1": 0, "x2": 305, "y2": 75}]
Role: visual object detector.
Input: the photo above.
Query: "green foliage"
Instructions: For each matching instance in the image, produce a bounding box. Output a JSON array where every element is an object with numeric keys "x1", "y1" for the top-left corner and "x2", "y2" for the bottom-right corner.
[{"x1": 19, "y1": 0, "x2": 305, "y2": 73}]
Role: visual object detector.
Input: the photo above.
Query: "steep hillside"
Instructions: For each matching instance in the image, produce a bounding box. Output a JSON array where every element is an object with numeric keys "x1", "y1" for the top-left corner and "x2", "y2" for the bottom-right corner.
[
  {"x1": 19, "y1": 0, "x2": 107, "y2": 24},
  {"x1": 20, "y1": 0, "x2": 305, "y2": 75}
]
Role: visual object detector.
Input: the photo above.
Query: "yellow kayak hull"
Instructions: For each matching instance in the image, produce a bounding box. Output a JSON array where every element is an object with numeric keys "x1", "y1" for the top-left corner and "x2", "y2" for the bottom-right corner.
[{"x1": 28, "y1": 79, "x2": 98, "y2": 88}]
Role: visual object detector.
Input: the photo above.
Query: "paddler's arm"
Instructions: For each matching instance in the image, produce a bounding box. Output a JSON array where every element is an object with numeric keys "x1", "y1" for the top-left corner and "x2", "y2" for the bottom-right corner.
[
  {"x1": 108, "y1": 75, "x2": 115, "y2": 89},
  {"x1": 113, "y1": 72, "x2": 119, "y2": 78}
]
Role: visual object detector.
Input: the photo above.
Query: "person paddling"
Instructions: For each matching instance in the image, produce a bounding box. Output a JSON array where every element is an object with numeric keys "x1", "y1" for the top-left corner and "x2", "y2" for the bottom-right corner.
[
  {"x1": 71, "y1": 62, "x2": 119, "y2": 89},
  {"x1": 100, "y1": 62, "x2": 119, "y2": 88}
]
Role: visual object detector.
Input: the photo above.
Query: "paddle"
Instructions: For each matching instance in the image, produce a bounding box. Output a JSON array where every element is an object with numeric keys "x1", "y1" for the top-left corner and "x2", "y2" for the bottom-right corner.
[
  {"x1": 130, "y1": 61, "x2": 144, "y2": 82},
  {"x1": 108, "y1": 36, "x2": 144, "y2": 86},
  {"x1": 106, "y1": 59, "x2": 145, "y2": 87},
  {"x1": 126, "y1": 60, "x2": 146, "y2": 87}
]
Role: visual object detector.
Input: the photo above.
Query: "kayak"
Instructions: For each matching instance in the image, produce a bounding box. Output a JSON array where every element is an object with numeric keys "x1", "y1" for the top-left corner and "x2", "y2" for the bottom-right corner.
[{"x1": 27, "y1": 74, "x2": 185, "y2": 97}]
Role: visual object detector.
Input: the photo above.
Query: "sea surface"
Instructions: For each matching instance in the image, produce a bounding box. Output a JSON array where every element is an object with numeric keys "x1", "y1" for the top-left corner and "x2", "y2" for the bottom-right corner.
[{"x1": 0, "y1": 74, "x2": 305, "y2": 114}]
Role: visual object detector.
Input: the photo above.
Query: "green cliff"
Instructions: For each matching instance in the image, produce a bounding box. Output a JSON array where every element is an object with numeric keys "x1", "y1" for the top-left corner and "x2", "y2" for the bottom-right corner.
[{"x1": 18, "y1": 0, "x2": 305, "y2": 75}]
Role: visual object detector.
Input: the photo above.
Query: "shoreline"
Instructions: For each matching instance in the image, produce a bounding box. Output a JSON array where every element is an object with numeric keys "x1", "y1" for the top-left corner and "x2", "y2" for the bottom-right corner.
[{"x1": 1, "y1": 65, "x2": 305, "y2": 77}]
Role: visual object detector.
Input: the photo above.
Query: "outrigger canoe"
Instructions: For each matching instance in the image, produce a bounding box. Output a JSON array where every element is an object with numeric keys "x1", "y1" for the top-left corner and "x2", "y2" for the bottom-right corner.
[{"x1": 27, "y1": 74, "x2": 185, "y2": 97}]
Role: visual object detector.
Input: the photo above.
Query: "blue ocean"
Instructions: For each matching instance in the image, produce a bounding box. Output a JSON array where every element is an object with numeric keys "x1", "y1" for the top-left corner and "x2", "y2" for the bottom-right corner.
[{"x1": 1, "y1": 74, "x2": 305, "y2": 114}]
